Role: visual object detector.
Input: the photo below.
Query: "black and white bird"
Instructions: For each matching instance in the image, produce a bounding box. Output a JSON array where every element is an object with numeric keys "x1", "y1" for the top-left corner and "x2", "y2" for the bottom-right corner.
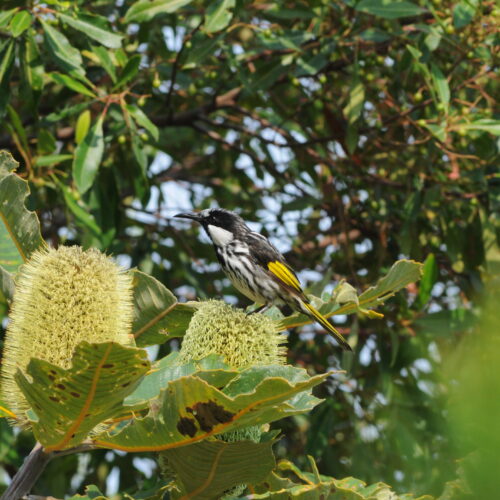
[{"x1": 175, "y1": 208, "x2": 351, "y2": 351}]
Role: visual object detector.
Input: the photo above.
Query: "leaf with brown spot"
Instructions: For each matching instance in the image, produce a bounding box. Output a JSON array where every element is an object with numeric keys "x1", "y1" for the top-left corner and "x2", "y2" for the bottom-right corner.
[
  {"x1": 94, "y1": 364, "x2": 331, "y2": 452},
  {"x1": 15, "y1": 341, "x2": 150, "y2": 451}
]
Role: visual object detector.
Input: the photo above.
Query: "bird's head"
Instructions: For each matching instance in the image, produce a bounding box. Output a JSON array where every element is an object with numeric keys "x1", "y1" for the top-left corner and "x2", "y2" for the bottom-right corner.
[{"x1": 175, "y1": 208, "x2": 247, "y2": 246}]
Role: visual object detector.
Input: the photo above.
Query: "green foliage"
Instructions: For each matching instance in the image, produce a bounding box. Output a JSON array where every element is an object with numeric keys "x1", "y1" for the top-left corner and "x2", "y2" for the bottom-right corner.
[
  {"x1": 16, "y1": 342, "x2": 150, "y2": 451},
  {"x1": 0, "y1": 0, "x2": 498, "y2": 497}
]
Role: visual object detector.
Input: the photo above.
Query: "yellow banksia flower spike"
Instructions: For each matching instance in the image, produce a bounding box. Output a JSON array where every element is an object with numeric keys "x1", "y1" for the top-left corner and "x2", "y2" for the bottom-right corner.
[
  {"x1": 178, "y1": 300, "x2": 286, "y2": 368},
  {"x1": 1, "y1": 246, "x2": 134, "y2": 425}
]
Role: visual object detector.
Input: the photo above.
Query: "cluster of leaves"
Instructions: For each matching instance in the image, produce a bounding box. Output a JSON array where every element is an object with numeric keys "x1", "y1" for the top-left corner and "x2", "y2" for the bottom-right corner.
[
  {"x1": 0, "y1": 153, "x2": 425, "y2": 498},
  {"x1": 0, "y1": 0, "x2": 499, "y2": 497}
]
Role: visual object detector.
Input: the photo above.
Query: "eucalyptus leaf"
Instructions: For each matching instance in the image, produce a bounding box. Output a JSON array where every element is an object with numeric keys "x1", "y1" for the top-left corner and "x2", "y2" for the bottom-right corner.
[
  {"x1": 58, "y1": 13, "x2": 123, "y2": 49},
  {"x1": 72, "y1": 114, "x2": 105, "y2": 194},
  {"x1": 125, "y1": 0, "x2": 193, "y2": 23}
]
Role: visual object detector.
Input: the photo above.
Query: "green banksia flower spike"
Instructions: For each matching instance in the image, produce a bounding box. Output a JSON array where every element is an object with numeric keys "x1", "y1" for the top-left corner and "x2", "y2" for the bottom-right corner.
[
  {"x1": 1, "y1": 246, "x2": 134, "y2": 424},
  {"x1": 178, "y1": 300, "x2": 287, "y2": 368}
]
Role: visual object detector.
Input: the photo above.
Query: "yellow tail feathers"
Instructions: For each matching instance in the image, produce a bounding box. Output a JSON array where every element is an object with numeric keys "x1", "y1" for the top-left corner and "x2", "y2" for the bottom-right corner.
[{"x1": 302, "y1": 302, "x2": 352, "y2": 351}]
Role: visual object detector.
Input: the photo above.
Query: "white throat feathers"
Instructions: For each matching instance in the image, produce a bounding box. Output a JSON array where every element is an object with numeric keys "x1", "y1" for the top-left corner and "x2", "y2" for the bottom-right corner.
[{"x1": 207, "y1": 224, "x2": 234, "y2": 246}]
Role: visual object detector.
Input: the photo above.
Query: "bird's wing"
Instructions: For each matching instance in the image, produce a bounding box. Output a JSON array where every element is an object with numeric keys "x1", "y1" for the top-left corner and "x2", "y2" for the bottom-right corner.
[{"x1": 247, "y1": 232, "x2": 305, "y2": 295}]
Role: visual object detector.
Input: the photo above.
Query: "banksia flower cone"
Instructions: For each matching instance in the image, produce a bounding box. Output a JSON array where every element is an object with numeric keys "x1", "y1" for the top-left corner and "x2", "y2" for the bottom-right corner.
[
  {"x1": 178, "y1": 300, "x2": 286, "y2": 368},
  {"x1": 1, "y1": 246, "x2": 134, "y2": 424}
]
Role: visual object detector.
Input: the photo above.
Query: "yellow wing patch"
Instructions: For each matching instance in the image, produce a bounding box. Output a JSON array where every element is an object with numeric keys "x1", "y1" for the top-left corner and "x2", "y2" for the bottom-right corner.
[{"x1": 267, "y1": 261, "x2": 301, "y2": 291}]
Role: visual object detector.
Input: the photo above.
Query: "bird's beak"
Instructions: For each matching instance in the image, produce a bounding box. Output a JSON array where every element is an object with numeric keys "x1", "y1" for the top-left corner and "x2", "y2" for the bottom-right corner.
[{"x1": 174, "y1": 212, "x2": 202, "y2": 222}]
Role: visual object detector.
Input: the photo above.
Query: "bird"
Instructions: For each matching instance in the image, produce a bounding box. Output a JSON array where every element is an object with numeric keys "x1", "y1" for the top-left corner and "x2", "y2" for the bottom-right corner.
[{"x1": 175, "y1": 208, "x2": 351, "y2": 351}]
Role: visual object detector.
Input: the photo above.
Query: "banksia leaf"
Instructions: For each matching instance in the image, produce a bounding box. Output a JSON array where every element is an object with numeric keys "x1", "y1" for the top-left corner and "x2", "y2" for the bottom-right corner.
[{"x1": 1, "y1": 245, "x2": 134, "y2": 424}]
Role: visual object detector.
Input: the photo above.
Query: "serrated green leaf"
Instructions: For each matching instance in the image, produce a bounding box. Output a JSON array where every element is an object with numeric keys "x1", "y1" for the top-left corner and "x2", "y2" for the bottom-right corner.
[
  {"x1": 125, "y1": 0, "x2": 193, "y2": 23},
  {"x1": 16, "y1": 342, "x2": 150, "y2": 451},
  {"x1": 113, "y1": 54, "x2": 141, "y2": 90},
  {"x1": 125, "y1": 105, "x2": 159, "y2": 141},
  {"x1": 124, "y1": 352, "x2": 235, "y2": 407},
  {"x1": 41, "y1": 20, "x2": 85, "y2": 77},
  {"x1": 355, "y1": 0, "x2": 426, "y2": 19},
  {"x1": 131, "y1": 270, "x2": 197, "y2": 347},
  {"x1": 9, "y1": 10, "x2": 31, "y2": 38},
  {"x1": 279, "y1": 260, "x2": 423, "y2": 331},
  {"x1": 72, "y1": 114, "x2": 105, "y2": 194},
  {"x1": 94, "y1": 366, "x2": 328, "y2": 451},
  {"x1": 164, "y1": 438, "x2": 276, "y2": 499},
  {"x1": 0, "y1": 151, "x2": 46, "y2": 272},
  {"x1": 75, "y1": 110, "x2": 91, "y2": 144},
  {"x1": 50, "y1": 72, "x2": 96, "y2": 98},
  {"x1": 57, "y1": 13, "x2": 123, "y2": 49},
  {"x1": 205, "y1": 0, "x2": 235, "y2": 33}
]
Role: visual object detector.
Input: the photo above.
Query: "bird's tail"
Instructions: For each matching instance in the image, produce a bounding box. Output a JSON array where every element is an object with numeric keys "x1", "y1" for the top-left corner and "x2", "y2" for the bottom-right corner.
[{"x1": 301, "y1": 301, "x2": 352, "y2": 351}]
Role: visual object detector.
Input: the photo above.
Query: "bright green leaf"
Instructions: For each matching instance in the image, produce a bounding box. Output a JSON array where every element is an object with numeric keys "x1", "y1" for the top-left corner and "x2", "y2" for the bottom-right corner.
[
  {"x1": 0, "y1": 8, "x2": 18, "y2": 28},
  {"x1": 9, "y1": 10, "x2": 31, "y2": 38},
  {"x1": 417, "y1": 254, "x2": 438, "y2": 307},
  {"x1": 34, "y1": 154, "x2": 73, "y2": 167},
  {"x1": 279, "y1": 260, "x2": 423, "y2": 331},
  {"x1": 50, "y1": 72, "x2": 96, "y2": 98},
  {"x1": 72, "y1": 114, "x2": 105, "y2": 194},
  {"x1": 75, "y1": 110, "x2": 91, "y2": 145},
  {"x1": 0, "y1": 151, "x2": 46, "y2": 272},
  {"x1": 205, "y1": 0, "x2": 235, "y2": 33},
  {"x1": 57, "y1": 13, "x2": 123, "y2": 49},
  {"x1": 16, "y1": 341, "x2": 150, "y2": 451},
  {"x1": 125, "y1": 0, "x2": 193, "y2": 23},
  {"x1": 462, "y1": 119, "x2": 500, "y2": 136},
  {"x1": 355, "y1": 0, "x2": 426, "y2": 19},
  {"x1": 124, "y1": 353, "x2": 235, "y2": 407},
  {"x1": 131, "y1": 270, "x2": 198, "y2": 347}
]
